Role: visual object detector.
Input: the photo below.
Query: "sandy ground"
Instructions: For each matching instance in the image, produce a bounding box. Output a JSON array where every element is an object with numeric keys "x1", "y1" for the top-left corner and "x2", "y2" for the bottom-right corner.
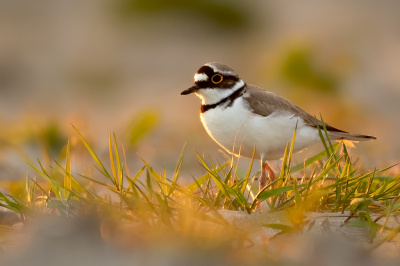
[
  {"x1": 2, "y1": 208, "x2": 400, "y2": 265},
  {"x1": 219, "y1": 209, "x2": 400, "y2": 258}
]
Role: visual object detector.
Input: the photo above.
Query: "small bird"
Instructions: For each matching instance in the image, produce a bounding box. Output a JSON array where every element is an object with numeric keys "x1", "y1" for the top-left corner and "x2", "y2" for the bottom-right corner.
[{"x1": 181, "y1": 62, "x2": 376, "y2": 191}]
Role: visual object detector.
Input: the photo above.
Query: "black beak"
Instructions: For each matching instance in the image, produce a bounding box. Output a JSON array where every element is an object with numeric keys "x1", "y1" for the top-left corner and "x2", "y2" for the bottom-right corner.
[{"x1": 181, "y1": 84, "x2": 198, "y2": 95}]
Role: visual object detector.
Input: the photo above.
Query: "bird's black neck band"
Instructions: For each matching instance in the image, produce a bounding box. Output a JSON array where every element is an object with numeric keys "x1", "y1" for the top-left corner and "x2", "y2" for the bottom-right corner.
[{"x1": 200, "y1": 84, "x2": 246, "y2": 113}]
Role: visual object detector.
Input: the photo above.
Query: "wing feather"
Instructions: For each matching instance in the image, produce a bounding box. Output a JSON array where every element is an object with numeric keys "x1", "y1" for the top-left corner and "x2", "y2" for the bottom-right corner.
[
  {"x1": 243, "y1": 84, "x2": 376, "y2": 141},
  {"x1": 243, "y1": 84, "x2": 344, "y2": 129}
]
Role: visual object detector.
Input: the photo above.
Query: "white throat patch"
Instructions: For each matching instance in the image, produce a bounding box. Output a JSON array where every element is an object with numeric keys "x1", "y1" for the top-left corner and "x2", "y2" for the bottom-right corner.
[{"x1": 194, "y1": 73, "x2": 208, "y2": 82}]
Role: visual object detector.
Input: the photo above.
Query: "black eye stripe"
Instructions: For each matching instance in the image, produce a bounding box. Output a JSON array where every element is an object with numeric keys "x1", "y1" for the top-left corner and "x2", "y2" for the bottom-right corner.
[{"x1": 194, "y1": 65, "x2": 240, "y2": 89}]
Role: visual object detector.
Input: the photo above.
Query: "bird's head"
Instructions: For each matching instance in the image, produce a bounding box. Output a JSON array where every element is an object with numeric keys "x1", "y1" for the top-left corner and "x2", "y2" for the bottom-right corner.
[{"x1": 181, "y1": 62, "x2": 244, "y2": 105}]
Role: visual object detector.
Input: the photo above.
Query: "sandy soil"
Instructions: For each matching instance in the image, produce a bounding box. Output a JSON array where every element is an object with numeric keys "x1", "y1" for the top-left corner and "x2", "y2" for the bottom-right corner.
[{"x1": 219, "y1": 209, "x2": 400, "y2": 259}]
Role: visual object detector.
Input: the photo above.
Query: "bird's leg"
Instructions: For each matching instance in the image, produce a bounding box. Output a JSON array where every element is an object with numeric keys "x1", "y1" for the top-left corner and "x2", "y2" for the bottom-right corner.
[
  {"x1": 259, "y1": 160, "x2": 268, "y2": 192},
  {"x1": 257, "y1": 158, "x2": 276, "y2": 210},
  {"x1": 259, "y1": 160, "x2": 275, "y2": 192},
  {"x1": 264, "y1": 161, "x2": 275, "y2": 183},
  {"x1": 257, "y1": 160, "x2": 276, "y2": 211}
]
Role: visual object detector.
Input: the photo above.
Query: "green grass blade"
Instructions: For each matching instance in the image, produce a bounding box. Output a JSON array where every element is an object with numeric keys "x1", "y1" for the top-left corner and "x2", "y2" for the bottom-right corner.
[
  {"x1": 109, "y1": 133, "x2": 118, "y2": 188},
  {"x1": 188, "y1": 173, "x2": 211, "y2": 192},
  {"x1": 140, "y1": 157, "x2": 161, "y2": 181},
  {"x1": 195, "y1": 152, "x2": 230, "y2": 198},
  {"x1": 241, "y1": 145, "x2": 256, "y2": 194},
  {"x1": 315, "y1": 116, "x2": 331, "y2": 159},
  {"x1": 293, "y1": 176, "x2": 302, "y2": 207},
  {"x1": 113, "y1": 133, "x2": 123, "y2": 191},
  {"x1": 72, "y1": 124, "x2": 115, "y2": 185},
  {"x1": 288, "y1": 143, "x2": 341, "y2": 174},
  {"x1": 257, "y1": 185, "x2": 295, "y2": 200},
  {"x1": 63, "y1": 141, "x2": 71, "y2": 200},
  {"x1": 27, "y1": 159, "x2": 62, "y2": 200},
  {"x1": 279, "y1": 143, "x2": 290, "y2": 181},
  {"x1": 169, "y1": 144, "x2": 186, "y2": 195},
  {"x1": 80, "y1": 174, "x2": 115, "y2": 189},
  {"x1": 55, "y1": 161, "x2": 96, "y2": 198}
]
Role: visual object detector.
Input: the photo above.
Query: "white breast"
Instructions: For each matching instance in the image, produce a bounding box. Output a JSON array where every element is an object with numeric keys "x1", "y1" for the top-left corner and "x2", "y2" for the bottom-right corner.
[{"x1": 200, "y1": 97, "x2": 320, "y2": 160}]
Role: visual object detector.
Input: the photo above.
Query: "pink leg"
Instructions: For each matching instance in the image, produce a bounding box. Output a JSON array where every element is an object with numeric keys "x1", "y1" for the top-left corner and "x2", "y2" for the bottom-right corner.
[
  {"x1": 257, "y1": 160, "x2": 276, "y2": 210},
  {"x1": 265, "y1": 161, "x2": 275, "y2": 183},
  {"x1": 259, "y1": 161, "x2": 268, "y2": 191},
  {"x1": 259, "y1": 160, "x2": 275, "y2": 192}
]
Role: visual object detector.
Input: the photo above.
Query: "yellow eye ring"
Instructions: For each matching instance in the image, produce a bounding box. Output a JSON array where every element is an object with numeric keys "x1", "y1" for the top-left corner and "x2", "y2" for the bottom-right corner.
[{"x1": 211, "y1": 74, "x2": 223, "y2": 84}]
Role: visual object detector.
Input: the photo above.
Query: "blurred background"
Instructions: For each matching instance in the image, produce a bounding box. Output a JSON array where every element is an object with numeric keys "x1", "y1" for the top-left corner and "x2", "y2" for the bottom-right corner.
[
  {"x1": 1, "y1": 1, "x2": 400, "y2": 265},
  {"x1": 0, "y1": 0, "x2": 399, "y2": 181}
]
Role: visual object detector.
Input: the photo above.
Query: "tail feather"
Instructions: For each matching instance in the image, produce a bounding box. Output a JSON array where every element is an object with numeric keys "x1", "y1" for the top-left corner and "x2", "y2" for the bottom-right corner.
[
  {"x1": 328, "y1": 132, "x2": 377, "y2": 142},
  {"x1": 310, "y1": 123, "x2": 376, "y2": 142}
]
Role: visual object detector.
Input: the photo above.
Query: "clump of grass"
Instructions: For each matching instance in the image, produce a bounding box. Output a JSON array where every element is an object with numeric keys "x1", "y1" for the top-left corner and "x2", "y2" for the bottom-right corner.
[{"x1": 0, "y1": 121, "x2": 399, "y2": 254}]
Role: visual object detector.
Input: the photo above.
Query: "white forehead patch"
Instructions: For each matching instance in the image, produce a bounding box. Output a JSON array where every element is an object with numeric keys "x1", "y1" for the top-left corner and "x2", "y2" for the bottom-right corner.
[{"x1": 194, "y1": 73, "x2": 208, "y2": 82}]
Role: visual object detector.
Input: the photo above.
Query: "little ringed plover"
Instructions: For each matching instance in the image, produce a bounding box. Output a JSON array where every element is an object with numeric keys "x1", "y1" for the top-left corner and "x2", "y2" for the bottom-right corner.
[{"x1": 181, "y1": 62, "x2": 376, "y2": 191}]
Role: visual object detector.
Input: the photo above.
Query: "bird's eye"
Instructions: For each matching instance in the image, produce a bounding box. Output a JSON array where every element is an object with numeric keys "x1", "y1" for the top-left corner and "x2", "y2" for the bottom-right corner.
[{"x1": 211, "y1": 74, "x2": 223, "y2": 84}]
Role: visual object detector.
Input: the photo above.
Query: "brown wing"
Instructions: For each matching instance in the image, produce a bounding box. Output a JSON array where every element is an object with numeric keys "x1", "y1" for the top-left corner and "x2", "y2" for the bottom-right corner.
[{"x1": 243, "y1": 84, "x2": 347, "y2": 133}]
